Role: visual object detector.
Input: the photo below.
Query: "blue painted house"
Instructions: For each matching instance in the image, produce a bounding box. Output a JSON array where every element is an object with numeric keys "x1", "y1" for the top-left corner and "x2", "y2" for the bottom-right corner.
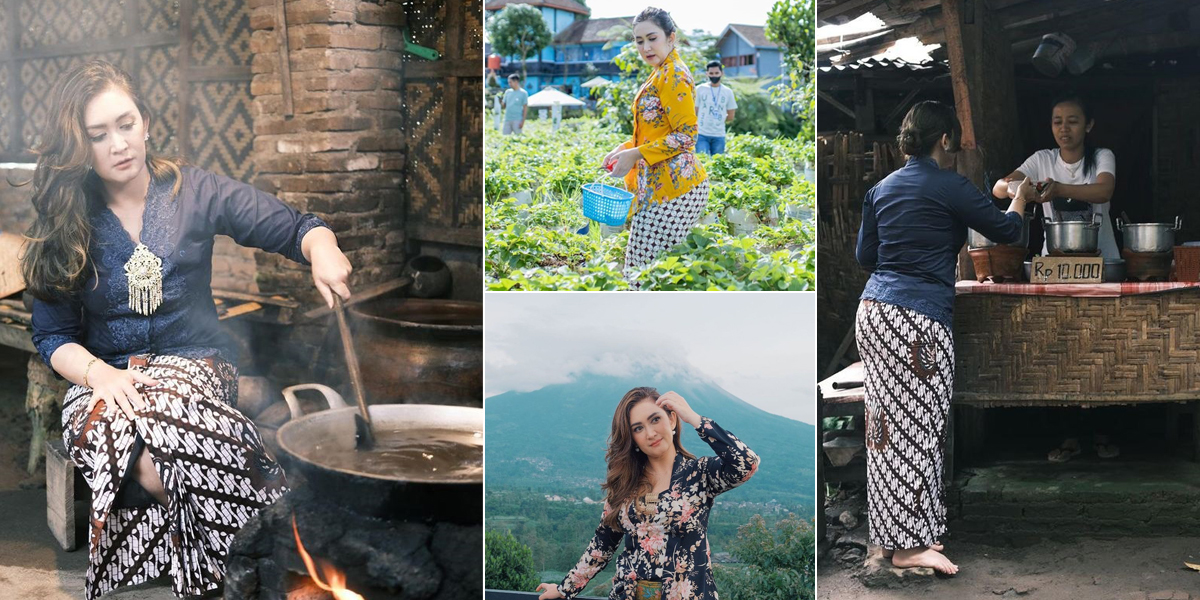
[
  {"x1": 716, "y1": 24, "x2": 782, "y2": 79},
  {"x1": 485, "y1": 0, "x2": 596, "y2": 95}
]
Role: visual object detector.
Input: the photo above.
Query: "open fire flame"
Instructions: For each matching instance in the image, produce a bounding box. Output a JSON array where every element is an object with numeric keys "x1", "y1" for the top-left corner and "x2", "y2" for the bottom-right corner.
[{"x1": 292, "y1": 515, "x2": 365, "y2": 600}]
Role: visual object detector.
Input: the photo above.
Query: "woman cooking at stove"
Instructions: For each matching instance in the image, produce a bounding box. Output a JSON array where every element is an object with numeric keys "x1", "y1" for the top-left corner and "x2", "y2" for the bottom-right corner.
[
  {"x1": 22, "y1": 61, "x2": 352, "y2": 600},
  {"x1": 991, "y1": 92, "x2": 1121, "y2": 463},
  {"x1": 991, "y1": 92, "x2": 1118, "y2": 259}
]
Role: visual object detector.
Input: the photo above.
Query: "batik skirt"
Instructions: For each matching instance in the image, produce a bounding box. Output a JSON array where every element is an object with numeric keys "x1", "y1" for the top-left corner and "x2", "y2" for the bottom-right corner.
[
  {"x1": 855, "y1": 300, "x2": 953, "y2": 550},
  {"x1": 623, "y1": 179, "x2": 710, "y2": 288},
  {"x1": 61, "y1": 354, "x2": 288, "y2": 600}
]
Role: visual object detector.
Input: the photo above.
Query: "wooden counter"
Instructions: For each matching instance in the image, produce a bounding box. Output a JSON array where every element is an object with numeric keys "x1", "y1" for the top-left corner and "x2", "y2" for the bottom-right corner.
[{"x1": 953, "y1": 283, "x2": 1200, "y2": 406}]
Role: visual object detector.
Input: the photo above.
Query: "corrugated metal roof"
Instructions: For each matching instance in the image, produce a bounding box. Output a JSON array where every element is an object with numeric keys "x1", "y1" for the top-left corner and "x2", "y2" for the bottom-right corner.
[{"x1": 819, "y1": 57, "x2": 947, "y2": 74}]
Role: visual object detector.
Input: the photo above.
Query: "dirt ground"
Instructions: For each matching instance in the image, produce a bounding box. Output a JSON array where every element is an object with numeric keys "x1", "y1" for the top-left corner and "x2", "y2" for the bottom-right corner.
[
  {"x1": 818, "y1": 536, "x2": 1200, "y2": 599},
  {"x1": 819, "y1": 476, "x2": 1200, "y2": 600},
  {"x1": 0, "y1": 346, "x2": 174, "y2": 599}
]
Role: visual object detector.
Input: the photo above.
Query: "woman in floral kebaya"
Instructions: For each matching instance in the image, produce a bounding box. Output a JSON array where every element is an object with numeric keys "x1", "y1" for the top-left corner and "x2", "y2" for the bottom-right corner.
[
  {"x1": 535, "y1": 388, "x2": 759, "y2": 600},
  {"x1": 602, "y1": 7, "x2": 709, "y2": 288}
]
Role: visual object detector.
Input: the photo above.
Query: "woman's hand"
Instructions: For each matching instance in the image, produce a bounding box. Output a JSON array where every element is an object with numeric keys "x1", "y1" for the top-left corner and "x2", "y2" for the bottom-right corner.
[
  {"x1": 1037, "y1": 178, "x2": 1058, "y2": 204},
  {"x1": 535, "y1": 583, "x2": 565, "y2": 599},
  {"x1": 86, "y1": 363, "x2": 160, "y2": 420},
  {"x1": 601, "y1": 143, "x2": 625, "y2": 170},
  {"x1": 608, "y1": 148, "x2": 642, "y2": 178},
  {"x1": 309, "y1": 241, "x2": 353, "y2": 309},
  {"x1": 1014, "y1": 177, "x2": 1036, "y2": 204},
  {"x1": 657, "y1": 391, "x2": 702, "y2": 428}
]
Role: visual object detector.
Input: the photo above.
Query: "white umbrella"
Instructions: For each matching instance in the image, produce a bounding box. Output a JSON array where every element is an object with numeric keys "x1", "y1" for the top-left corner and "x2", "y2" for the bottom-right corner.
[
  {"x1": 580, "y1": 76, "x2": 611, "y2": 89},
  {"x1": 527, "y1": 88, "x2": 586, "y2": 108}
]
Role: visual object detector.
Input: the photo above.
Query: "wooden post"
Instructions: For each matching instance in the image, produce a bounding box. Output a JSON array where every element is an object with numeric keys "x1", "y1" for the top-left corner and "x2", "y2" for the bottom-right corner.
[
  {"x1": 274, "y1": 0, "x2": 294, "y2": 116},
  {"x1": 816, "y1": 386, "x2": 826, "y2": 542},
  {"x1": 854, "y1": 77, "x2": 875, "y2": 133},
  {"x1": 45, "y1": 440, "x2": 77, "y2": 551},
  {"x1": 942, "y1": 0, "x2": 1022, "y2": 189},
  {"x1": 943, "y1": 0, "x2": 1022, "y2": 288}
]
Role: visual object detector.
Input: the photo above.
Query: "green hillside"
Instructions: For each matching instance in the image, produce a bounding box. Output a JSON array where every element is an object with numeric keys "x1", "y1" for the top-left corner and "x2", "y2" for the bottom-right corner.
[{"x1": 485, "y1": 367, "x2": 815, "y2": 508}]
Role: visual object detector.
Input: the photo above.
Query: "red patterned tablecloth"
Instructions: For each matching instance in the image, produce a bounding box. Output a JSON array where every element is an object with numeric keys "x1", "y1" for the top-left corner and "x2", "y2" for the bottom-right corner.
[{"x1": 955, "y1": 280, "x2": 1200, "y2": 297}]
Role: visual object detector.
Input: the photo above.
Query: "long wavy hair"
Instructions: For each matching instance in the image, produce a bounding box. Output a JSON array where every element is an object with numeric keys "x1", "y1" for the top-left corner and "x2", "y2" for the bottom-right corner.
[
  {"x1": 601, "y1": 387, "x2": 694, "y2": 529},
  {"x1": 19, "y1": 60, "x2": 181, "y2": 300}
]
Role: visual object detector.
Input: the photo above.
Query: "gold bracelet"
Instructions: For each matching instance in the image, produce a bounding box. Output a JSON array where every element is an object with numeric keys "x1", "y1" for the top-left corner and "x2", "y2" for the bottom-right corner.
[{"x1": 83, "y1": 358, "x2": 99, "y2": 388}]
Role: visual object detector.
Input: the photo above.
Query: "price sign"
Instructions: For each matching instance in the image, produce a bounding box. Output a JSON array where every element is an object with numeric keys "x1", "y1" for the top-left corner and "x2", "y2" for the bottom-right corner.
[{"x1": 1029, "y1": 256, "x2": 1104, "y2": 284}]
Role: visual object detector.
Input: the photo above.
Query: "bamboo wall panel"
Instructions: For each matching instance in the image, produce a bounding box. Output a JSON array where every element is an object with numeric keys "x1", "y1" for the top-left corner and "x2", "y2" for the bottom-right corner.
[
  {"x1": 403, "y1": 0, "x2": 483, "y2": 244},
  {"x1": 816, "y1": 132, "x2": 903, "y2": 370},
  {"x1": 954, "y1": 291, "x2": 1200, "y2": 405},
  {"x1": 0, "y1": 0, "x2": 254, "y2": 184}
]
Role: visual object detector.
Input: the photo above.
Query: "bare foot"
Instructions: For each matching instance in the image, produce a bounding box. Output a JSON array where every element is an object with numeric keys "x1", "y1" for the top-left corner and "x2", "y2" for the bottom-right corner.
[
  {"x1": 882, "y1": 542, "x2": 942, "y2": 558},
  {"x1": 891, "y1": 547, "x2": 959, "y2": 575}
]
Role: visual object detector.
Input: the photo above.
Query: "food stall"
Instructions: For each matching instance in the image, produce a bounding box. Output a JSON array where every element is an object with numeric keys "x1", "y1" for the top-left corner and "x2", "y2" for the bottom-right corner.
[{"x1": 816, "y1": 0, "x2": 1200, "y2": 541}]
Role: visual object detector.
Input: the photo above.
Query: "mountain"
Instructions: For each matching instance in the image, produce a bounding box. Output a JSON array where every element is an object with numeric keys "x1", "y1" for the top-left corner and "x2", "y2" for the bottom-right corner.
[{"x1": 485, "y1": 363, "x2": 815, "y2": 508}]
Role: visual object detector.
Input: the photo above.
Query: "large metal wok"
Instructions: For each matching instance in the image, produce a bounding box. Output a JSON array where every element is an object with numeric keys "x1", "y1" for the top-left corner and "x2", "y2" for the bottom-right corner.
[{"x1": 276, "y1": 384, "x2": 482, "y2": 524}]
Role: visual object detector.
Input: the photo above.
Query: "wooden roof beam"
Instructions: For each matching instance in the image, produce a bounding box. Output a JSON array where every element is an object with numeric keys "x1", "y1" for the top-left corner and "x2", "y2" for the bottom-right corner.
[
  {"x1": 1005, "y1": 0, "x2": 1197, "y2": 48},
  {"x1": 1093, "y1": 30, "x2": 1200, "y2": 59},
  {"x1": 830, "y1": 29, "x2": 947, "y2": 65},
  {"x1": 820, "y1": 0, "x2": 888, "y2": 22}
]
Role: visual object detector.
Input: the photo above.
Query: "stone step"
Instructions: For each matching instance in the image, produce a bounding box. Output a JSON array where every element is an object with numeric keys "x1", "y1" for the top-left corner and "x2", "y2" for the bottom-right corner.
[{"x1": 949, "y1": 457, "x2": 1200, "y2": 542}]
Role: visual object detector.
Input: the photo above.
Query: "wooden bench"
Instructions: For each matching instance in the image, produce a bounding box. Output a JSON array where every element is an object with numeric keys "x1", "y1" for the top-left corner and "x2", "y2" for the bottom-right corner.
[{"x1": 45, "y1": 439, "x2": 87, "y2": 551}]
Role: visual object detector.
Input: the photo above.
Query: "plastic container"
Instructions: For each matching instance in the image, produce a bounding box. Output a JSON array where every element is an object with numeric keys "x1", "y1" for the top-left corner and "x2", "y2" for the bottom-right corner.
[{"x1": 581, "y1": 182, "x2": 634, "y2": 226}]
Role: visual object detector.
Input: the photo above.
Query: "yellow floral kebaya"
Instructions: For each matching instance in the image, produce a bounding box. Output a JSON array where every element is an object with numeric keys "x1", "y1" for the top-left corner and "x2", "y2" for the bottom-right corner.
[{"x1": 620, "y1": 48, "x2": 708, "y2": 217}]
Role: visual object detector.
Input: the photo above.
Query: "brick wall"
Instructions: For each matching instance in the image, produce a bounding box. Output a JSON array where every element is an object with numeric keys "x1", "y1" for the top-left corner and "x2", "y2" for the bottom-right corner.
[{"x1": 247, "y1": 0, "x2": 408, "y2": 309}]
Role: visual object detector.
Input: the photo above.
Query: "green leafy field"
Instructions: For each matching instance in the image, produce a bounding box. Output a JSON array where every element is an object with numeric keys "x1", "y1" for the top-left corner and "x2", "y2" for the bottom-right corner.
[{"x1": 485, "y1": 119, "x2": 816, "y2": 291}]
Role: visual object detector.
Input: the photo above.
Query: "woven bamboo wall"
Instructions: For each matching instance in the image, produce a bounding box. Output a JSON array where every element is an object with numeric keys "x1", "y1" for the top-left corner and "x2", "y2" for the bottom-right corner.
[
  {"x1": 954, "y1": 291, "x2": 1200, "y2": 405},
  {"x1": 816, "y1": 132, "x2": 902, "y2": 373}
]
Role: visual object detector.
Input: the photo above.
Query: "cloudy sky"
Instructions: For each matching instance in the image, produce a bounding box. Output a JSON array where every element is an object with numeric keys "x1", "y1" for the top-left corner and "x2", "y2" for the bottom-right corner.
[
  {"x1": 485, "y1": 293, "x2": 816, "y2": 424},
  {"x1": 589, "y1": 0, "x2": 774, "y2": 38}
]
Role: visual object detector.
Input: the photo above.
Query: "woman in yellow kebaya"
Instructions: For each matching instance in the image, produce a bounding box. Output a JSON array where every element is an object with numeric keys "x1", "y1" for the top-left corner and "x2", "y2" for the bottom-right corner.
[{"x1": 602, "y1": 7, "x2": 709, "y2": 288}]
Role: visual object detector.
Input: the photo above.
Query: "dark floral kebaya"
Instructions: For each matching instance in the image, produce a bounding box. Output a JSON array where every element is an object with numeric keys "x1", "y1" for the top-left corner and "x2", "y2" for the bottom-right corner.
[{"x1": 559, "y1": 417, "x2": 759, "y2": 600}]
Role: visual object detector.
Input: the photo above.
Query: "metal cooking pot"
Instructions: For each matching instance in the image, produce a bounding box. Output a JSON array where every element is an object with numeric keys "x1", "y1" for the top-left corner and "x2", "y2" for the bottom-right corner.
[
  {"x1": 969, "y1": 212, "x2": 1033, "y2": 250},
  {"x1": 1104, "y1": 258, "x2": 1126, "y2": 282},
  {"x1": 1117, "y1": 216, "x2": 1181, "y2": 253},
  {"x1": 276, "y1": 384, "x2": 482, "y2": 523},
  {"x1": 349, "y1": 298, "x2": 482, "y2": 408},
  {"x1": 1043, "y1": 213, "x2": 1101, "y2": 254}
]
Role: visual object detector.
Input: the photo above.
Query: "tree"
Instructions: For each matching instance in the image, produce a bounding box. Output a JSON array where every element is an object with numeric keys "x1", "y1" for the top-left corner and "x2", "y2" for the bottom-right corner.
[
  {"x1": 765, "y1": 0, "x2": 816, "y2": 130},
  {"x1": 714, "y1": 514, "x2": 816, "y2": 600},
  {"x1": 487, "y1": 4, "x2": 553, "y2": 82},
  {"x1": 485, "y1": 529, "x2": 542, "y2": 592}
]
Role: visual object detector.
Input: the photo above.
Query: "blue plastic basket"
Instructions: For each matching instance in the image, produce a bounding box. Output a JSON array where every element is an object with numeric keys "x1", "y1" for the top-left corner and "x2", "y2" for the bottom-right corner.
[{"x1": 581, "y1": 181, "x2": 634, "y2": 226}]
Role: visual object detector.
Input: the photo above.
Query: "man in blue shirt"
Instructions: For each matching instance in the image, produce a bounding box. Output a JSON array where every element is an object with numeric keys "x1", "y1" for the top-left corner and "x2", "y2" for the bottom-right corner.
[{"x1": 502, "y1": 74, "x2": 529, "y2": 135}]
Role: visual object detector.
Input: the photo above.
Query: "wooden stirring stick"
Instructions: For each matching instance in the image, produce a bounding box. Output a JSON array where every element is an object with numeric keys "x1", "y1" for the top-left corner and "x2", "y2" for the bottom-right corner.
[{"x1": 334, "y1": 295, "x2": 375, "y2": 449}]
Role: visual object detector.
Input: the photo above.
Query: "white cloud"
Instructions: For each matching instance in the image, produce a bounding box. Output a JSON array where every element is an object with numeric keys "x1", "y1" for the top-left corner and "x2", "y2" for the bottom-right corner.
[{"x1": 485, "y1": 293, "x2": 817, "y2": 423}]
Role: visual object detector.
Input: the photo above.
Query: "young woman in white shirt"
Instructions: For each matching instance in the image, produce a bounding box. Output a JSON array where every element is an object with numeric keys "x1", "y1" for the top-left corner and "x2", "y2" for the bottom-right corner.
[
  {"x1": 992, "y1": 93, "x2": 1121, "y2": 462},
  {"x1": 992, "y1": 93, "x2": 1118, "y2": 259}
]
